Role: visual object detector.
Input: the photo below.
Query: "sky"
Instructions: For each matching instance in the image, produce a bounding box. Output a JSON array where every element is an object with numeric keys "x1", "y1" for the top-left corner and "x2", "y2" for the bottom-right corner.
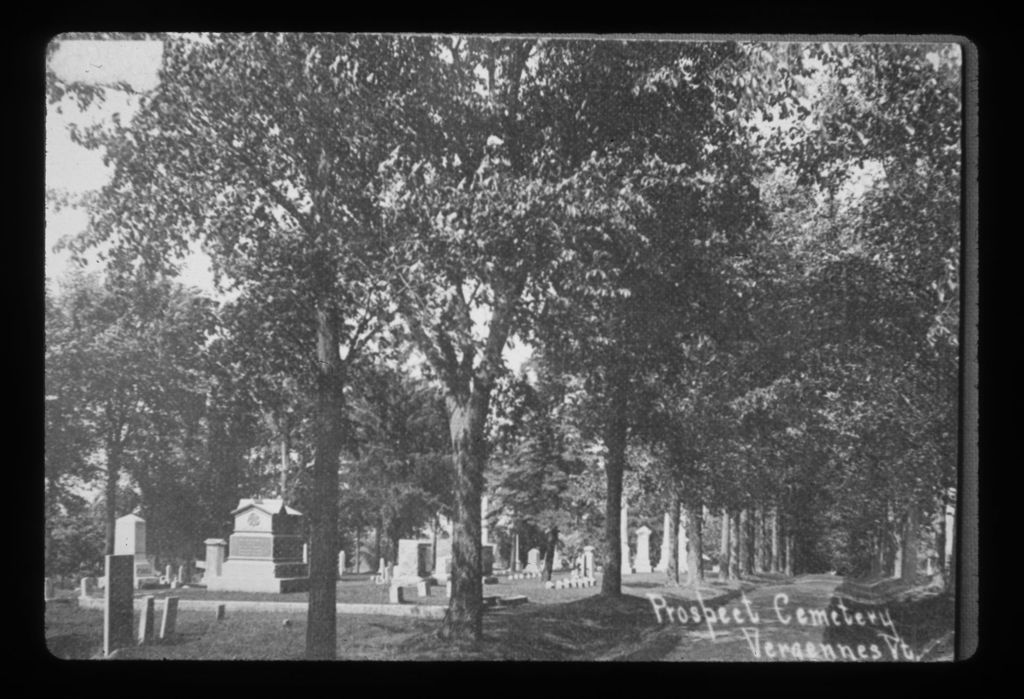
[
  {"x1": 47, "y1": 37, "x2": 923, "y2": 373},
  {"x1": 46, "y1": 39, "x2": 215, "y2": 294},
  {"x1": 45, "y1": 38, "x2": 532, "y2": 371}
]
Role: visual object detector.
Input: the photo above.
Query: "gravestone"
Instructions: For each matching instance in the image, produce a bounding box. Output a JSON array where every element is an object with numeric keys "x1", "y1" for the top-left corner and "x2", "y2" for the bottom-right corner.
[
  {"x1": 394, "y1": 539, "x2": 432, "y2": 584},
  {"x1": 204, "y1": 538, "x2": 226, "y2": 578},
  {"x1": 44, "y1": 578, "x2": 54, "y2": 601},
  {"x1": 677, "y1": 520, "x2": 689, "y2": 574},
  {"x1": 552, "y1": 548, "x2": 562, "y2": 571},
  {"x1": 481, "y1": 495, "x2": 490, "y2": 547},
  {"x1": 80, "y1": 576, "x2": 96, "y2": 598},
  {"x1": 621, "y1": 504, "x2": 633, "y2": 575},
  {"x1": 216, "y1": 604, "x2": 226, "y2": 620},
  {"x1": 389, "y1": 584, "x2": 405, "y2": 604},
  {"x1": 115, "y1": 514, "x2": 160, "y2": 588},
  {"x1": 582, "y1": 546, "x2": 595, "y2": 579},
  {"x1": 445, "y1": 580, "x2": 452, "y2": 597},
  {"x1": 417, "y1": 579, "x2": 432, "y2": 597},
  {"x1": 525, "y1": 548, "x2": 541, "y2": 574},
  {"x1": 164, "y1": 564, "x2": 173, "y2": 584},
  {"x1": 137, "y1": 595, "x2": 156, "y2": 645},
  {"x1": 103, "y1": 554, "x2": 134, "y2": 657},
  {"x1": 634, "y1": 525, "x2": 653, "y2": 573},
  {"x1": 177, "y1": 565, "x2": 187, "y2": 585},
  {"x1": 159, "y1": 597, "x2": 179, "y2": 641},
  {"x1": 206, "y1": 499, "x2": 309, "y2": 593},
  {"x1": 374, "y1": 558, "x2": 393, "y2": 584},
  {"x1": 337, "y1": 550, "x2": 346, "y2": 579},
  {"x1": 655, "y1": 512, "x2": 671, "y2": 572}
]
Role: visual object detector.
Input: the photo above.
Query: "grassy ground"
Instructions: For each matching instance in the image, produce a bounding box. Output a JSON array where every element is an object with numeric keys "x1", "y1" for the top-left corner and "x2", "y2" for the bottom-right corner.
[
  {"x1": 47, "y1": 572, "x2": 745, "y2": 660},
  {"x1": 830, "y1": 575, "x2": 955, "y2": 661}
]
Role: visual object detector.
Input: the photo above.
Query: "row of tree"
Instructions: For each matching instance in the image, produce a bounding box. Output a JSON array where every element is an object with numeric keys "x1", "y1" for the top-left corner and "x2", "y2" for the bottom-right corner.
[{"x1": 46, "y1": 35, "x2": 960, "y2": 656}]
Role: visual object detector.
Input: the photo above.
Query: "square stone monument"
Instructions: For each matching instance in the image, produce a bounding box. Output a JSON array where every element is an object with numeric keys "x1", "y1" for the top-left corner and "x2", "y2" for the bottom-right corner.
[
  {"x1": 582, "y1": 546, "x2": 596, "y2": 579},
  {"x1": 205, "y1": 499, "x2": 309, "y2": 593},
  {"x1": 524, "y1": 548, "x2": 541, "y2": 574},
  {"x1": 394, "y1": 539, "x2": 432, "y2": 584},
  {"x1": 655, "y1": 512, "x2": 671, "y2": 572},
  {"x1": 115, "y1": 514, "x2": 161, "y2": 589},
  {"x1": 634, "y1": 525, "x2": 653, "y2": 573}
]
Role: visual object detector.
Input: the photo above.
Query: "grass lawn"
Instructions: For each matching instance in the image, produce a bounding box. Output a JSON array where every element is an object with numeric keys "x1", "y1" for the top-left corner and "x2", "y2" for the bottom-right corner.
[{"x1": 47, "y1": 572, "x2": 744, "y2": 660}]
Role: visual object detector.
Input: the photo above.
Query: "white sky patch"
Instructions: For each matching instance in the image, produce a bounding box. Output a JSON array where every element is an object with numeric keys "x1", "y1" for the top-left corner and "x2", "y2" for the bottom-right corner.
[
  {"x1": 468, "y1": 292, "x2": 533, "y2": 373},
  {"x1": 49, "y1": 39, "x2": 163, "y2": 92},
  {"x1": 178, "y1": 241, "x2": 218, "y2": 296},
  {"x1": 46, "y1": 40, "x2": 164, "y2": 289}
]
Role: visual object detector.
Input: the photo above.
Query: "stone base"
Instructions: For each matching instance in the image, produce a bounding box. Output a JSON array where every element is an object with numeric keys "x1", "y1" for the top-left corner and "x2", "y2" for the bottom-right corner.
[
  {"x1": 205, "y1": 559, "x2": 309, "y2": 593},
  {"x1": 206, "y1": 575, "x2": 309, "y2": 594},
  {"x1": 392, "y1": 575, "x2": 433, "y2": 586}
]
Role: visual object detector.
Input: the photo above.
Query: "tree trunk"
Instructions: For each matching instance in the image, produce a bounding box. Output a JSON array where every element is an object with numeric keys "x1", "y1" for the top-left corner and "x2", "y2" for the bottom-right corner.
[
  {"x1": 770, "y1": 506, "x2": 781, "y2": 573},
  {"x1": 666, "y1": 492, "x2": 681, "y2": 585},
  {"x1": 933, "y1": 503, "x2": 946, "y2": 580},
  {"x1": 375, "y1": 517, "x2": 382, "y2": 568},
  {"x1": 900, "y1": 503, "x2": 919, "y2": 584},
  {"x1": 354, "y1": 526, "x2": 361, "y2": 574},
  {"x1": 440, "y1": 391, "x2": 489, "y2": 641},
  {"x1": 784, "y1": 534, "x2": 794, "y2": 576},
  {"x1": 777, "y1": 514, "x2": 786, "y2": 574},
  {"x1": 869, "y1": 527, "x2": 883, "y2": 578},
  {"x1": 687, "y1": 505, "x2": 704, "y2": 586},
  {"x1": 104, "y1": 440, "x2": 122, "y2": 556},
  {"x1": 305, "y1": 303, "x2": 346, "y2": 660},
  {"x1": 542, "y1": 526, "x2": 558, "y2": 582},
  {"x1": 753, "y1": 507, "x2": 761, "y2": 573},
  {"x1": 728, "y1": 510, "x2": 740, "y2": 580},
  {"x1": 600, "y1": 370, "x2": 629, "y2": 597},
  {"x1": 432, "y1": 515, "x2": 439, "y2": 572},
  {"x1": 719, "y1": 508, "x2": 731, "y2": 581},
  {"x1": 747, "y1": 509, "x2": 757, "y2": 575},
  {"x1": 279, "y1": 428, "x2": 290, "y2": 500}
]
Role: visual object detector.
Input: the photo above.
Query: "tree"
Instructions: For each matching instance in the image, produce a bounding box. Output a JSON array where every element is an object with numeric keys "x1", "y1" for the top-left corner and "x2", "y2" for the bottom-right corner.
[
  {"x1": 45, "y1": 284, "x2": 96, "y2": 573},
  {"x1": 341, "y1": 355, "x2": 454, "y2": 565},
  {"x1": 527, "y1": 41, "x2": 765, "y2": 596},
  {"x1": 59, "y1": 33, "x2": 432, "y2": 657},
  {"x1": 487, "y1": 362, "x2": 588, "y2": 581},
  {"x1": 378, "y1": 36, "x2": 594, "y2": 639}
]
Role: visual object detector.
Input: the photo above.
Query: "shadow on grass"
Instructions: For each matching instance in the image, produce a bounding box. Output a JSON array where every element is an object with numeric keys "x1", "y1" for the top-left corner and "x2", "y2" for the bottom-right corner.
[
  {"x1": 823, "y1": 589, "x2": 955, "y2": 661},
  {"x1": 47, "y1": 634, "x2": 100, "y2": 660},
  {"x1": 395, "y1": 593, "x2": 699, "y2": 661}
]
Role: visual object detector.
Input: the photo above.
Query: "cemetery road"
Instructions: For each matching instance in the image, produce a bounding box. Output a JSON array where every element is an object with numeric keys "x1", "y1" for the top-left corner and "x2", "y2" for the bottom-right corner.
[{"x1": 656, "y1": 574, "x2": 866, "y2": 662}]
